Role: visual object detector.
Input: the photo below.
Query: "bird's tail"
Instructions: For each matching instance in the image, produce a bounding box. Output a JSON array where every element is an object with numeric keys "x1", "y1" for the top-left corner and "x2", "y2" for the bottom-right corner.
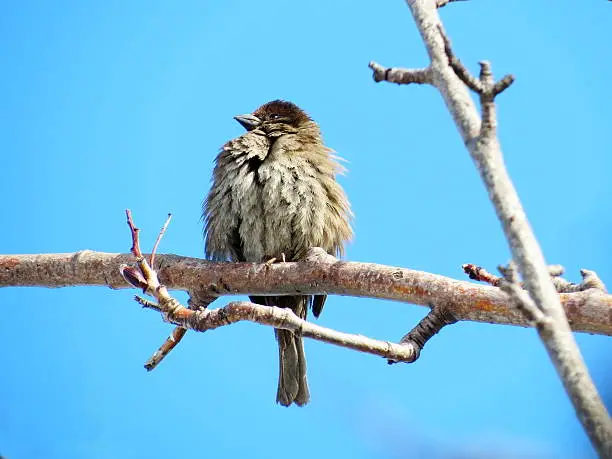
[
  {"x1": 275, "y1": 328, "x2": 310, "y2": 406},
  {"x1": 250, "y1": 294, "x2": 311, "y2": 406}
]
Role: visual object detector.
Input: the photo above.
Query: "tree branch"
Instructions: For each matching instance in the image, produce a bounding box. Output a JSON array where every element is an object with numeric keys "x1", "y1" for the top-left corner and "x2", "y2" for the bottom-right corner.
[
  {"x1": 392, "y1": 305, "x2": 457, "y2": 363},
  {"x1": 464, "y1": 262, "x2": 608, "y2": 294},
  {"x1": 143, "y1": 298, "x2": 420, "y2": 363},
  {"x1": 1, "y1": 252, "x2": 610, "y2": 335},
  {"x1": 368, "y1": 62, "x2": 433, "y2": 85},
  {"x1": 119, "y1": 219, "x2": 425, "y2": 364},
  {"x1": 123, "y1": 210, "x2": 192, "y2": 371},
  {"x1": 369, "y1": 0, "x2": 612, "y2": 454}
]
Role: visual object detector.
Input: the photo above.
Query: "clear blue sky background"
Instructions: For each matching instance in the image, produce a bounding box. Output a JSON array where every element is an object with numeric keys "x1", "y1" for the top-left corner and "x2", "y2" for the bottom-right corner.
[{"x1": 1, "y1": 1, "x2": 611, "y2": 458}]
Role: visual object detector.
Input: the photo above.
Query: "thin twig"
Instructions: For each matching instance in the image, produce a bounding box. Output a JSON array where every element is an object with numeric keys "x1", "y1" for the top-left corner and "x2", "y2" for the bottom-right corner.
[
  {"x1": 464, "y1": 263, "x2": 605, "y2": 294},
  {"x1": 144, "y1": 298, "x2": 419, "y2": 363},
  {"x1": 438, "y1": 27, "x2": 483, "y2": 93},
  {"x1": 150, "y1": 213, "x2": 172, "y2": 268},
  {"x1": 125, "y1": 209, "x2": 143, "y2": 258},
  {"x1": 144, "y1": 327, "x2": 187, "y2": 371},
  {"x1": 144, "y1": 292, "x2": 217, "y2": 371},
  {"x1": 127, "y1": 211, "x2": 184, "y2": 370},
  {"x1": 438, "y1": 27, "x2": 515, "y2": 138}
]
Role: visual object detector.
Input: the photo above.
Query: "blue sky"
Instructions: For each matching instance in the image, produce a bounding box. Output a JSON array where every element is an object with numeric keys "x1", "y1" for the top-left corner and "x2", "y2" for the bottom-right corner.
[{"x1": 1, "y1": 1, "x2": 611, "y2": 458}]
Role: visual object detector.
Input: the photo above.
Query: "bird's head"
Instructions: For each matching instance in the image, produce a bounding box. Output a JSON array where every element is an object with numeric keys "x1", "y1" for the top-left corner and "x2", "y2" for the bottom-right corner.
[{"x1": 234, "y1": 100, "x2": 314, "y2": 138}]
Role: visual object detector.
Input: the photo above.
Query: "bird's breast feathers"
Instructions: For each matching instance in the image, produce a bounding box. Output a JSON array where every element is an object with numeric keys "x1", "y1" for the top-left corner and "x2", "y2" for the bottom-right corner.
[{"x1": 205, "y1": 133, "x2": 351, "y2": 262}]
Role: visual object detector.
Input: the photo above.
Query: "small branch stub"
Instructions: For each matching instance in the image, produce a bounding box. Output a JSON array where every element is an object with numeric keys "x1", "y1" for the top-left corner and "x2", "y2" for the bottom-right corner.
[
  {"x1": 369, "y1": 61, "x2": 433, "y2": 86},
  {"x1": 436, "y1": 0, "x2": 469, "y2": 8}
]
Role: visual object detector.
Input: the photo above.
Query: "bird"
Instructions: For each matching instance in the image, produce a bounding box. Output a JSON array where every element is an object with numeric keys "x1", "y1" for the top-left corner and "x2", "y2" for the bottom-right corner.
[{"x1": 202, "y1": 100, "x2": 352, "y2": 406}]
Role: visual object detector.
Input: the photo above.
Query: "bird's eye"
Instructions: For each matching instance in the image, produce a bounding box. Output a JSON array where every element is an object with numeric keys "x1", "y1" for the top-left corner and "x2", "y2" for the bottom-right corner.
[{"x1": 270, "y1": 113, "x2": 281, "y2": 120}]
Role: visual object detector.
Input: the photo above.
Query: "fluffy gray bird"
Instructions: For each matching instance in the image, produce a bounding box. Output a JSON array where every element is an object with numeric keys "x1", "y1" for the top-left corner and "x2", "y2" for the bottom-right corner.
[{"x1": 203, "y1": 100, "x2": 352, "y2": 406}]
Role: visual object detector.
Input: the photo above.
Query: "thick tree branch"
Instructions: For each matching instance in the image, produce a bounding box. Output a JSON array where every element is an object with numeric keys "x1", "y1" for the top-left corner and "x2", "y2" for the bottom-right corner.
[
  {"x1": 1, "y1": 252, "x2": 610, "y2": 335},
  {"x1": 369, "y1": 0, "x2": 612, "y2": 454}
]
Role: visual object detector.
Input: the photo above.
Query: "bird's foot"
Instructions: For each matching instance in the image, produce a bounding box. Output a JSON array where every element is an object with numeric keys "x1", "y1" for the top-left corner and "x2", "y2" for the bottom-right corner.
[
  {"x1": 264, "y1": 257, "x2": 277, "y2": 267},
  {"x1": 264, "y1": 253, "x2": 286, "y2": 267}
]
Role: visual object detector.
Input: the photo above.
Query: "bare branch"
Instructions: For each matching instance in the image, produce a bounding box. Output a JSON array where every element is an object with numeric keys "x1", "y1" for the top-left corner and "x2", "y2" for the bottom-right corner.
[
  {"x1": 144, "y1": 292, "x2": 216, "y2": 370},
  {"x1": 392, "y1": 306, "x2": 457, "y2": 363},
  {"x1": 374, "y1": 0, "x2": 612, "y2": 453},
  {"x1": 464, "y1": 262, "x2": 605, "y2": 294},
  {"x1": 124, "y1": 212, "x2": 422, "y2": 370},
  {"x1": 438, "y1": 27, "x2": 482, "y2": 93},
  {"x1": 369, "y1": 61, "x2": 433, "y2": 85},
  {"x1": 121, "y1": 224, "x2": 421, "y2": 364},
  {"x1": 141, "y1": 211, "x2": 186, "y2": 370},
  {"x1": 144, "y1": 298, "x2": 419, "y2": 363},
  {"x1": 144, "y1": 326, "x2": 187, "y2": 371},
  {"x1": 462, "y1": 263, "x2": 501, "y2": 286},
  {"x1": 438, "y1": 27, "x2": 515, "y2": 138},
  {"x1": 126, "y1": 209, "x2": 143, "y2": 259},
  {"x1": 150, "y1": 213, "x2": 172, "y2": 268},
  {"x1": 1, "y1": 252, "x2": 611, "y2": 335}
]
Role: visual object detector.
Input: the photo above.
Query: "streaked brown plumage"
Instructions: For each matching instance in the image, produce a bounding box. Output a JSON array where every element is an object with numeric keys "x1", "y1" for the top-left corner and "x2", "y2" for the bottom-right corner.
[{"x1": 202, "y1": 100, "x2": 352, "y2": 406}]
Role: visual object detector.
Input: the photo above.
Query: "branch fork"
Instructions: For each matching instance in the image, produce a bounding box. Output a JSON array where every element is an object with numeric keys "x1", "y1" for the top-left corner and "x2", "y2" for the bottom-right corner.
[
  {"x1": 368, "y1": 0, "x2": 612, "y2": 453},
  {"x1": 120, "y1": 211, "x2": 457, "y2": 370}
]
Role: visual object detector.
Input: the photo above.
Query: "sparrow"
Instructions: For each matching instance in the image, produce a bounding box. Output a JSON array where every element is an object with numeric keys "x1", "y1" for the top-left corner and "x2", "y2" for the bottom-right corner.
[{"x1": 203, "y1": 100, "x2": 352, "y2": 406}]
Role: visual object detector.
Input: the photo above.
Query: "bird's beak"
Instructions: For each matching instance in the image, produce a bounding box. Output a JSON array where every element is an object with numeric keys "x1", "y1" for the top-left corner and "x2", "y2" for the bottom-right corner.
[{"x1": 234, "y1": 113, "x2": 262, "y2": 131}]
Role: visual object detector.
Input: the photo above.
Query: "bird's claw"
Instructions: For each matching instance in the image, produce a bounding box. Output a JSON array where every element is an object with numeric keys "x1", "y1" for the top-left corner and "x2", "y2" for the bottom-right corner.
[{"x1": 264, "y1": 257, "x2": 277, "y2": 268}]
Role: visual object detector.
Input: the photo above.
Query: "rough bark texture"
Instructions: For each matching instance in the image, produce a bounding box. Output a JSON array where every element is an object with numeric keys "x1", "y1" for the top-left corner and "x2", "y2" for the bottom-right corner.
[{"x1": 1, "y1": 252, "x2": 610, "y2": 335}]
